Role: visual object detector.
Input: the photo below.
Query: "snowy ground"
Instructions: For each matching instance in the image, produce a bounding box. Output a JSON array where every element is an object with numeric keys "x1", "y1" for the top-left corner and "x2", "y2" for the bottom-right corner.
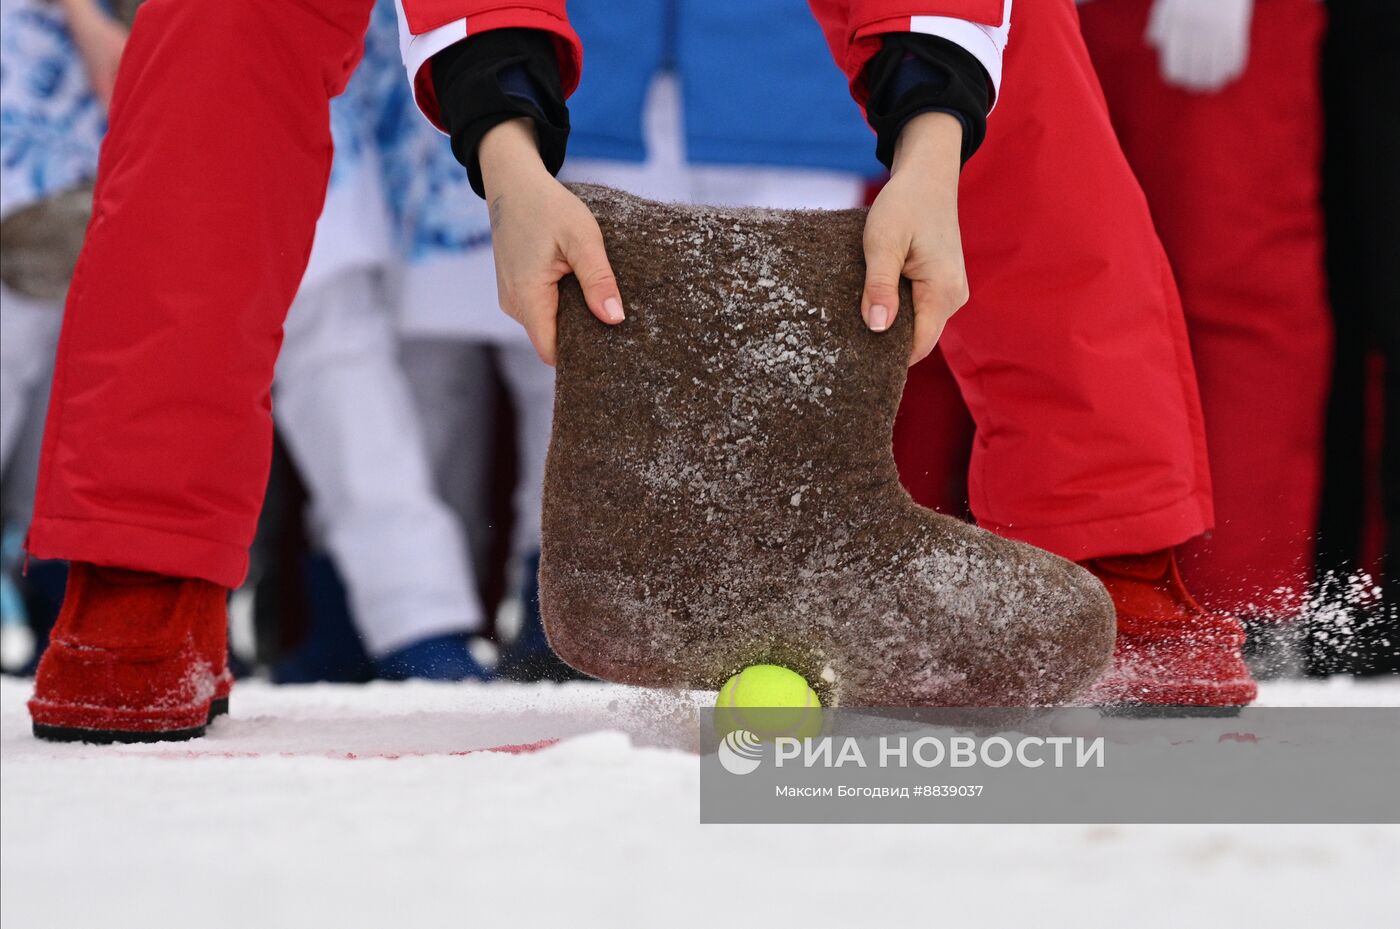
[{"x1": 2, "y1": 675, "x2": 1397, "y2": 929}]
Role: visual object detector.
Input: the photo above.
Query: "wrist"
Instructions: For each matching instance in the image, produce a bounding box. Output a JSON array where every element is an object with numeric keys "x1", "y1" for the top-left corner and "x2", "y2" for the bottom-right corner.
[
  {"x1": 479, "y1": 118, "x2": 550, "y2": 196},
  {"x1": 864, "y1": 33, "x2": 991, "y2": 168},
  {"x1": 890, "y1": 111, "x2": 963, "y2": 178}
]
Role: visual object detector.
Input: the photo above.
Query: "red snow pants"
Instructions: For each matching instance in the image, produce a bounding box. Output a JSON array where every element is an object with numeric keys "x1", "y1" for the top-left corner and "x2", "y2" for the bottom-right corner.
[
  {"x1": 28, "y1": 0, "x2": 1211, "y2": 587},
  {"x1": 898, "y1": 0, "x2": 1214, "y2": 563},
  {"x1": 1078, "y1": 0, "x2": 1331, "y2": 616},
  {"x1": 27, "y1": 0, "x2": 374, "y2": 586}
]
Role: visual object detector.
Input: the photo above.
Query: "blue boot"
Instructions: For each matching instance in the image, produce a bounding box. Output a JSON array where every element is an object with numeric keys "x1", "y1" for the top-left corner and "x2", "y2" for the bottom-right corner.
[
  {"x1": 375, "y1": 633, "x2": 493, "y2": 682},
  {"x1": 270, "y1": 553, "x2": 374, "y2": 684}
]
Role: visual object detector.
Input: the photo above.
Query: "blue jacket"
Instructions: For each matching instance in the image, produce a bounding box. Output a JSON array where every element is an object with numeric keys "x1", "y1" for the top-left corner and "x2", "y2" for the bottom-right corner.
[{"x1": 566, "y1": 0, "x2": 874, "y2": 174}]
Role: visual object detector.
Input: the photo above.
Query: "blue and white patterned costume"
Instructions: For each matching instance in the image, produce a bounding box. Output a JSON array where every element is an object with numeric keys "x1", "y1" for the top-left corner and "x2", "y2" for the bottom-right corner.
[
  {"x1": 0, "y1": 1, "x2": 104, "y2": 219},
  {"x1": 364, "y1": 0, "x2": 505, "y2": 341}
]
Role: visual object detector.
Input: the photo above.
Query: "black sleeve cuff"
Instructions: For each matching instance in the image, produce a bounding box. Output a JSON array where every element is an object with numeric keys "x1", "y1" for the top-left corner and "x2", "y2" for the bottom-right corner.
[
  {"x1": 864, "y1": 33, "x2": 992, "y2": 169},
  {"x1": 430, "y1": 29, "x2": 570, "y2": 198}
]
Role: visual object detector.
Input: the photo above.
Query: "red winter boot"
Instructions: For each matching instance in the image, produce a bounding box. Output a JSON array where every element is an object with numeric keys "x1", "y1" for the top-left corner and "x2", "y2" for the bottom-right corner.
[
  {"x1": 196, "y1": 593, "x2": 234, "y2": 722},
  {"x1": 1081, "y1": 550, "x2": 1258, "y2": 715},
  {"x1": 29, "y1": 564, "x2": 230, "y2": 743}
]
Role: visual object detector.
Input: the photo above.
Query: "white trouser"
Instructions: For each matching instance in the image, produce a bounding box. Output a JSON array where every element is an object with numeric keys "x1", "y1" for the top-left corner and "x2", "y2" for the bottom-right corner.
[
  {"x1": 399, "y1": 338, "x2": 554, "y2": 579},
  {"x1": 275, "y1": 268, "x2": 481, "y2": 656},
  {"x1": 0, "y1": 284, "x2": 61, "y2": 527},
  {"x1": 497, "y1": 344, "x2": 554, "y2": 559}
]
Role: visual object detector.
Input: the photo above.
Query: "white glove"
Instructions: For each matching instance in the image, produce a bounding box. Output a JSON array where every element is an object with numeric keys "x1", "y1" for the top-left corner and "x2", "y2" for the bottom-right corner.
[{"x1": 1146, "y1": 0, "x2": 1254, "y2": 93}]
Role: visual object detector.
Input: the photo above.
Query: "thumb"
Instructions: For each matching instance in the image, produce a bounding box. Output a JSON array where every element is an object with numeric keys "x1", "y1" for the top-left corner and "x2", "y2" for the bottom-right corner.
[
  {"x1": 515, "y1": 280, "x2": 561, "y2": 367},
  {"x1": 908, "y1": 279, "x2": 951, "y2": 366},
  {"x1": 562, "y1": 221, "x2": 625, "y2": 326},
  {"x1": 862, "y1": 231, "x2": 906, "y2": 333}
]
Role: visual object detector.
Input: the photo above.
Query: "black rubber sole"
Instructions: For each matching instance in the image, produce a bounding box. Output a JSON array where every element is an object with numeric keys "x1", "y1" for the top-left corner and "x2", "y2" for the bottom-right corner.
[
  {"x1": 32, "y1": 696, "x2": 228, "y2": 744},
  {"x1": 1099, "y1": 703, "x2": 1243, "y2": 719},
  {"x1": 33, "y1": 722, "x2": 208, "y2": 744}
]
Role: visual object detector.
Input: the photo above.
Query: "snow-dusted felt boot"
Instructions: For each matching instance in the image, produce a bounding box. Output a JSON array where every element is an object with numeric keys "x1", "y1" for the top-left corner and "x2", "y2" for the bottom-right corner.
[
  {"x1": 539, "y1": 186, "x2": 1117, "y2": 706},
  {"x1": 29, "y1": 564, "x2": 228, "y2": 742}
]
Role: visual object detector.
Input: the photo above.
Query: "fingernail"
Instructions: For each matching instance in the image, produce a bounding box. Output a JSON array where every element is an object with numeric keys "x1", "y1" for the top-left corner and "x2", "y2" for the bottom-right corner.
[
  {"x1": 604, "y1": 297, "x2": 625, "y2": 323},
  {"x1": 868, "y1": 304, "x2": 890, "y2": 332}
]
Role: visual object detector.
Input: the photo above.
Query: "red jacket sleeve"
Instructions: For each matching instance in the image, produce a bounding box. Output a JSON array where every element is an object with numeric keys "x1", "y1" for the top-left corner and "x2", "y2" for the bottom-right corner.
[
  {"x1": 807, "y1": 0, "x2": 1008, "y2": 107},
  {"x1": 398, "y1": 0, "x2": 583, "y2": 131}
]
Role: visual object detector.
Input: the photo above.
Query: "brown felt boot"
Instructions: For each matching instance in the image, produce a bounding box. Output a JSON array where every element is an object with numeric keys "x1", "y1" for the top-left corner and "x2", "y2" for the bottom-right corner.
[{"x1": 540, "y1": 186, "x2": 1116, "y2": 707}]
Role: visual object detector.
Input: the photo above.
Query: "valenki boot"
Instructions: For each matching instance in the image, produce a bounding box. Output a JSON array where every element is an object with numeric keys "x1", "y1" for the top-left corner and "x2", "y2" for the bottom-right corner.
[
  {"x1": 540, "y1": 186, "x2": 1117, "y2": 707},
  {"x1": 1082, "y1": 550, "x2": 1258, "y2": 713},
  {"x1": 29, "y1": 564, "x2": 229, "y2": 742}
]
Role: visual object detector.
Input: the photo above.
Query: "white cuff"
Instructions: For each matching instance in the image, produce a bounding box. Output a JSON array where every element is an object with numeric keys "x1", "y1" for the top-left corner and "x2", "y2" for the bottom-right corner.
[
  {"x1": 395, "y1": 2, "x2": 467, "y2": 116},
  {"x1": 910, "y1": 0, "x2": 1012, "y2": 104}
]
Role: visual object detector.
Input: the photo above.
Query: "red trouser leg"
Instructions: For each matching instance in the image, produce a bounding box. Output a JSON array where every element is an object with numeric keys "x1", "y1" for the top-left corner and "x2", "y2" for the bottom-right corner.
[
  {"x1": 26, "y1": 0, "x2": 375, "y2": 588},
  {"x1": 1079, "y1": 0, "x2": 1331, "y2": 616},
  {"x1": 925, "y1": 0, "x2": 1213, "y2": 562},
  {"x1": 893, "y1": 349, "x2": 974, "y2": 519}
]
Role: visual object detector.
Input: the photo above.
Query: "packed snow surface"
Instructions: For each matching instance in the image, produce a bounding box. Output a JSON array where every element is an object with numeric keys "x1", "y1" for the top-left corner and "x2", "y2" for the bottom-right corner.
[{"x1": 2, "y1": 676, "x2": 1397, "y2": 928}]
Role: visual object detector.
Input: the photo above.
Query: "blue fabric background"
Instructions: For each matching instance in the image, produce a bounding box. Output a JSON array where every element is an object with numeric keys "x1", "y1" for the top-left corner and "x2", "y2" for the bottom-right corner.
[{"x1": 566, "y1": 0, "x2": 874, "y2": 174}]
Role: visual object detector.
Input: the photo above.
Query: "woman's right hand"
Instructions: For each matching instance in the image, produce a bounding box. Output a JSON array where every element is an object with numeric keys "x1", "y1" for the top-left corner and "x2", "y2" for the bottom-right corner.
[
  {"x1": 861, "y1": 111, "x2": 970, "y2": 366},
  {"x1": 479, "y1": 118, "x2": 625, "y2": 365}
]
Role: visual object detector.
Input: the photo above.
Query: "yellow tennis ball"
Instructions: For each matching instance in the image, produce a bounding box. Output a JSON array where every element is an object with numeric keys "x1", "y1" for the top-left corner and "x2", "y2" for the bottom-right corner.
[{"x1": 715, "y1": 664, "x2": 823, "y2": 741}]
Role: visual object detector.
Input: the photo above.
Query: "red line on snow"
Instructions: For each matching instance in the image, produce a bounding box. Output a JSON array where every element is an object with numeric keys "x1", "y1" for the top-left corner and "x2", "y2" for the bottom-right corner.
[{"x1": 136, "y1": 738, "x2": 562, "y2": 761}]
